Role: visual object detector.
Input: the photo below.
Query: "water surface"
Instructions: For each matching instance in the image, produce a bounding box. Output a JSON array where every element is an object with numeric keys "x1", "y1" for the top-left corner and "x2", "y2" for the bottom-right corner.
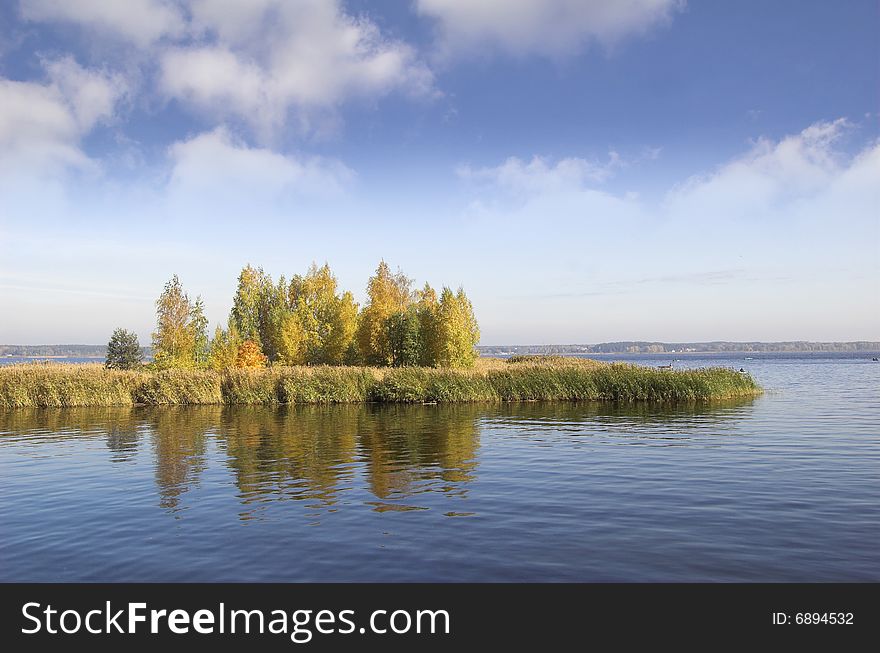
[{"x1": 1, "y1": 353, "x2": 878, "y2": 581}]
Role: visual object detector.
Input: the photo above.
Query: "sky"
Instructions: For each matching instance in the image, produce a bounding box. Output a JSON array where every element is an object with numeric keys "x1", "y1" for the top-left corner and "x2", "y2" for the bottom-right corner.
[{"x1": 0, "y1": 0, "x2": 878, "y2": 345}]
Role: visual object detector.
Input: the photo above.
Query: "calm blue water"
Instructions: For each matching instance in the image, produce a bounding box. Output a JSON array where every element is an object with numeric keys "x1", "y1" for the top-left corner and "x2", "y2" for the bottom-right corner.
[{"x1": 1, "y1": 353, "x2": 878, "y2": 581}]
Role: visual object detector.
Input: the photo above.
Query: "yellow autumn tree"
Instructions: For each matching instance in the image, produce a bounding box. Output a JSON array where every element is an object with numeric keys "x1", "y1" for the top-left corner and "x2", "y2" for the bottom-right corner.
[
  {"x1": 435, "y1": 287, "x2": 480, "y2": 368},
  {"x1": 288, "y1": 263, "x2": 359, "y2": 365},
  {"x1": 356, "y1": 261, "x2": 412, "y2": 365},
  {"x1": 325, "y1": 290, "x2": 358, "y2": 365},
  {"x1": 178, "y1": 262, "x2": 481, "y2": 371},
  {"x1": 152, "y1": 275, "x2": 204, "y2": 369},
  {"x1": 275, "y1": 311, "x2": 308, "y2": 366},
  {"x1": 208, "y1": 325, "x2": 241, "y2": 371}
]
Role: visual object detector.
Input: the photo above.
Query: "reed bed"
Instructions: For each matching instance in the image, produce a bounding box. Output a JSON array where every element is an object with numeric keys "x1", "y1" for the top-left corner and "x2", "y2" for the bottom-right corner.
[
  {"x1": 0, "y1": 363, "x2": 142, "y2": 408},
  {"x1": 0, "y1": 359, "x2": 761, "y2": 408}
]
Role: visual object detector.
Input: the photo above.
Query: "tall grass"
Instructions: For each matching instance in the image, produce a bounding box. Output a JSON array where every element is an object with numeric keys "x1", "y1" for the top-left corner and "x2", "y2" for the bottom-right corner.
[
  {"x1": 0, "y1": 364, "x2": 141, "y2": 408},
  {"x1": 0, "y1": 359, "x2": 761, "y2": 408},
  {"x1": 374, "y1": 367, "x2": 499, "y2": 403},
  {"x1": 135, "y1": 368, "x2": 222, "y2": 405},
  {"x1": 278, "y1": 367, "x2": 376, "y2": 404}
]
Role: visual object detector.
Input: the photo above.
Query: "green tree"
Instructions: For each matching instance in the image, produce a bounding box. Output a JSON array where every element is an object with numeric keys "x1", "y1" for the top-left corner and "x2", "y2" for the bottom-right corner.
[
  {"x1": 258, "y1": 275, "x2": 289, "y2": 363},
  {"x1": 254, "y1": 273, "x2": 290, "y2": 361},
  {"x1": 190, "y1": 297, "x2": 209, "y2": 367},
  {"x1": 386, "y1": 307, "x2": 422, "y2": 366},
  {"x1": 152, "y1": 275, "x2": 198, "y2": 368},
  {"x1": 230, "y1": 265, "x2": 266, "y2": 346},
  {"x1": 415, "y1": 283, "x2": 440, "y2": 366},
  {"x1": 105, "y1": 328, "x2": 143, "y2": 369}
]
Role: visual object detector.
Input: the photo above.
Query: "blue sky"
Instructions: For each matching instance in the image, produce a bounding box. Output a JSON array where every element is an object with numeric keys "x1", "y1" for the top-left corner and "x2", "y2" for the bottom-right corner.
[{"x1": 1, "y1": 0, "x2": 877, "y2": 345}]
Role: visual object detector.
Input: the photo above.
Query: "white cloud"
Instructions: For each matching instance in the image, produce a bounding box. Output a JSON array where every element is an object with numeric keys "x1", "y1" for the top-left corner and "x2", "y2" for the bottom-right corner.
[
  {"x1": 167, "y1": 127, "x2": 354, "y2": 200},
  {"x1": 417, "y1": 0, "x2": 682, "y2": 57},
  {"x1": 665, "y1": 119, "x2": 860, "y2": 220},
  {"x1": 455, "y1": 119, "x2": 879, "y2": 340},
  {"x1": 458, "y1": 153, "x2": 622, "y2": 194},
  {"x1": 0, "y1": 58, "x2": 126, "y2": 176},
  {"x1": 44, "y1": 57, "x2": 128, "y2": 130},
  {"x1": 159, "y1": 46, "x2": 270, "y2": 121},
  {"x1": 20, "y1": 0, "x2": 185, "y2": 46},
  {"x1": 20, "y1": 1, "x2": 435, "y2": 138},
  {"x1": 0, "y1": 79, "x2": 88, "y2": 173},
  {"x1": 157, "y1": 1, "x2": 434, "y2": 137},
  {"x1": 462, "y1": 121, "x2": 877, "y2": 228}
]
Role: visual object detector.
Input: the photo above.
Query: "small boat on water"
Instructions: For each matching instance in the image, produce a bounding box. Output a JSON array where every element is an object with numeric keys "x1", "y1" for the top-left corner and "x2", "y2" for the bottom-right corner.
[
  {"x1": 873, "y1": 357, "x2": 879, "y2": 362},
  {"x1": 658, "y1": 362, "x2": 673, "y2": 370}
]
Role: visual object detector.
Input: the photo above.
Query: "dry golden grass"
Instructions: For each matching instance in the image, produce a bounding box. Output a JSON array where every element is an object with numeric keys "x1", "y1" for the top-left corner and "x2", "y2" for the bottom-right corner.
[{"x1": 0, "y1": 358, "x2": 761, "y2": 408}]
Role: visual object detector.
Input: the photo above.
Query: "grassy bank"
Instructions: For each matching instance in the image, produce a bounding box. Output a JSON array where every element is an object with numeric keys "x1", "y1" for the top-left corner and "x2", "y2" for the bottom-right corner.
[{"x1": 0, "y1": 358, "x2": 761, "y2": 408}]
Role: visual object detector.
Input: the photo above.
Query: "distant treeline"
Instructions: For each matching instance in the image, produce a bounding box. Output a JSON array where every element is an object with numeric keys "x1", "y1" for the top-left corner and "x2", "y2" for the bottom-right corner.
[
  {"x1": 478, "y1": 341, "x2": 880, "y2": 355},
  {"x1": 0, "y1": 345, "x2": 112, "y2": 357},
  {"x1": 4, "y1": 340, "x2": 878, "y2": 358}
]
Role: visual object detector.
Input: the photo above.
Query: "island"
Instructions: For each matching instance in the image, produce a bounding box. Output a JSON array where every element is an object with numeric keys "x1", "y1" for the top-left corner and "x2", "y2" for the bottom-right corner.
[{"x1": 0, "y1": 262, "x2": 761, "y2": 408}]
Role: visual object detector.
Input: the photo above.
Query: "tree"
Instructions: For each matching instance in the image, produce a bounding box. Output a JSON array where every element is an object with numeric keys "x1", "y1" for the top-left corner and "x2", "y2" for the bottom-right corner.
[
  {"x1": 236, "y1": 340, "x2": 267, "y2": 368},
  {"x1": 190, "y1": 297, "x2": 209, "y2": 367},
  {"x1": 259, "y1": 275, "x2": 289, "y2": 363},
  {"x1": 435, "y1": 287, "x2": 480, "y2": 368},
  {"x1": 105, "y1": 328, "x2": 143, "y2": 369},
  {"x1": 415, "y1": 283, "x2": 440, "y2": 366},
  {"x1": 386, "y1": 307, "x2": 422, "y2": 366},
  {"x1": 152, "y1": 275, "x2": 198, "y2": 368},
  {"x1": 154, "y1": 261, "x2": 481, "y2": 371},
  {"x1": 356, "y1": 261, "x2": 412, "y2": 365},
  {"x1": 208, "y1": 325, "x2": 241, "y2": 371},
  {"x1": 324, "y1": 289, "x2": 359, "y2": 365},
  {"x1": 230, "y1": 265, "x2": 266, "y2": 346},
  {"x1": 275, "y1": 312, "x2": 308, "y2": 366},
  {"x1": 257, "y1": 271, "x2": 290, "y2": 361},
  {"x1": 289, "y1": 263, "x2": 359, "y2": 365}
]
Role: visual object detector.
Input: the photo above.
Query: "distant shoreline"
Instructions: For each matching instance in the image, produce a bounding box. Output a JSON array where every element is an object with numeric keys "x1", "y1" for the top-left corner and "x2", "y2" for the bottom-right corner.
[
  {"x1": 2, "y1": 355, "x2": 105, "y2": 359},
  {"x1": 487, "y1": 350, "x2": 880, "y2": 356},
  {"x1": 3, "y1": 341, "x2": 878, "y2": 359},
  {"x1": 478, "y1": 342, "x2": 880, "y2": 355}
]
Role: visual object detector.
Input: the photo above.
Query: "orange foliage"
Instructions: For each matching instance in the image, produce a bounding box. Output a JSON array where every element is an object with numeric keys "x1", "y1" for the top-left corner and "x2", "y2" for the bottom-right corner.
[{"x1": 235, "y1": 340, "x2": 267, "y2": 368}]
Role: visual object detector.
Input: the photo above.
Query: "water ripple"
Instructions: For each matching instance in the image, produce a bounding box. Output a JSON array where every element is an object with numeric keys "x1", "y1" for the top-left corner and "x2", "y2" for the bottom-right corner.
[{"x1": 1, "y1": 355, "x2": 878, "y2": 581}]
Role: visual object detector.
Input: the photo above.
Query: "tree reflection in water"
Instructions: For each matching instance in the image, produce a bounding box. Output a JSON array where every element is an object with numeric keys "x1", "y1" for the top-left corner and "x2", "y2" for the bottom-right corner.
[{"x1": 0, "y1": 397, "x2": 757, "y2": 520}]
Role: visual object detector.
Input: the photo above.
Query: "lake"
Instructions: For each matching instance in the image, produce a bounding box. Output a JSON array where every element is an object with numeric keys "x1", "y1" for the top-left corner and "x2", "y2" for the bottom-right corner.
[{"x1": 1, "y1": 353, "x2": 878, "y2": 581}]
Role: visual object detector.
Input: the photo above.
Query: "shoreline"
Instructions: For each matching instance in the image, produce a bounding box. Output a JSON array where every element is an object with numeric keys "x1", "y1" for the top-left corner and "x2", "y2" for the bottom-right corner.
[{"x1": 0, "y1": 359, "x2": 761, "y2": 409}]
